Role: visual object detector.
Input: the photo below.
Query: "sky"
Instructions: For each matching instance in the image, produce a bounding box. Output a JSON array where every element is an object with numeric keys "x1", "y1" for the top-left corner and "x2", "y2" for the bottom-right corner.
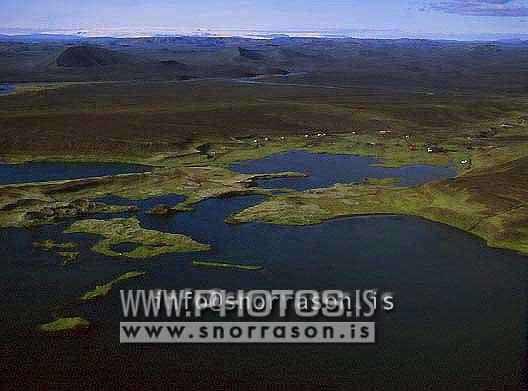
[{"x1": 1, "y1": 0, "x2": 527, "y2": 40}]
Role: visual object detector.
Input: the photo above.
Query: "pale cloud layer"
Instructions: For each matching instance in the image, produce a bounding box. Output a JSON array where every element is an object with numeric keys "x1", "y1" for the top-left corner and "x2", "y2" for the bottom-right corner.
[
  {"x1": 1, "y1": 1, "x2": 527, "y2": 39},
  {"x1": 431, "y1": 0, "x2": 528, "y2": 16}
]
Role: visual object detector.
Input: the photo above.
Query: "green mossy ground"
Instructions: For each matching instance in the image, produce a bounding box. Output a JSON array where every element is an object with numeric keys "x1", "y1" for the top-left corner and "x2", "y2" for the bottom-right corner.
[
  {"x1": 2, "y1": 120, "x2": 528, "y2": 256},
  {"x1": 65, "y1": 217, "x2": 210, "y2": 258}
]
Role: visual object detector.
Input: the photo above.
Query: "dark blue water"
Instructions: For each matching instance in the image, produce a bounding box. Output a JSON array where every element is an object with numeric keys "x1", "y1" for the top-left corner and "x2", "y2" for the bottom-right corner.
[
  {"x1": 0, "y1": 156, "x2": 525, "y2": 390},
  {"x1": 230, "y1": 150, "x2": 456, "y2": 190},
  {"x1": 0, "y1": 162, "x2": 151, "y2": 185},
  {"x1": 111, "y1": 242, "x2": 141, "y2": 253},
  {"x1": 0, "y1": 83, "x2": 14, "y2": 95},
  {"x1": 1, "y1": 191, "x2": 526, "y2": 390}
]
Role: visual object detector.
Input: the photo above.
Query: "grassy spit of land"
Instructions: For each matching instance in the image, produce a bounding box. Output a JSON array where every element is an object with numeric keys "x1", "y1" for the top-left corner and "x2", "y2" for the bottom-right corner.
[
  {"x1": 65, "y1": 217, "x2": 209, "y2": 258},
  {"x1": 39, "y1": 317, "x2": 90, "y2": 332},
  {"x1": 192, "y1": 260, "x2": 264, "y2": 271},
  {"x1": 80, "y1": 271, "x2": 146, "y2": 300}
]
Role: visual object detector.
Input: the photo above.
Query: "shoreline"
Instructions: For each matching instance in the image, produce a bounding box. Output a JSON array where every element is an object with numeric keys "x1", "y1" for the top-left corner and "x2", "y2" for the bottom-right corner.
[{"x1": 1, "y1": 132, "x2": 527, "y2": 256}]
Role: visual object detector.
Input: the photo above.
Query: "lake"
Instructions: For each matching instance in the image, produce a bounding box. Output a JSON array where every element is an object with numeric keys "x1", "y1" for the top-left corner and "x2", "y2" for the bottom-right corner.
[
  {"x1": 230, "y1": 150, "x2": 456, "y2": 190},
  {"x1": 0, "y1": 162, "x2": 151, "y2": 185},
  {"x1": 1, "y1": 153, "x2": 525, "y2": 390}
]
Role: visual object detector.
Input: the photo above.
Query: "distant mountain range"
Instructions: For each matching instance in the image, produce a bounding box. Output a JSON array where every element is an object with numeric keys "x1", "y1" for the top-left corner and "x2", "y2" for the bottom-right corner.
[
  {"x1": 1, "y1": 32, "x2": 527, "y2": 95},
  {"x1": 1, "y1": 28, "x2": 528, "y2": 43},
  {"x1": 0, "y1": 33, "x2": 85, "y2": 42}
]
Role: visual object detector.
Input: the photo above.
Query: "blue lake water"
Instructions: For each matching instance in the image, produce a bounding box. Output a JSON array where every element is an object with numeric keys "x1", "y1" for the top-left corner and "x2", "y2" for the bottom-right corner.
[
  {"x1": 0, "y1": 154, "x2": 525, "y2": 390},
  {"x1": 0, "y1": 83, "x2": 15, "y2": 95},
  {"x1": 0, "y1": 162, "x2": 151, "y2": 185},
  {"x1": 230, "y1": 150, "x2": 456, "y2": 190}
]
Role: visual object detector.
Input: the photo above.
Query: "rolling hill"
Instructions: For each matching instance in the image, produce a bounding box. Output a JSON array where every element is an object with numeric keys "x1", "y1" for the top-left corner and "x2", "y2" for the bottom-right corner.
[{"x1": 56, "y1": 45, "x2": 140, "y2": 67}]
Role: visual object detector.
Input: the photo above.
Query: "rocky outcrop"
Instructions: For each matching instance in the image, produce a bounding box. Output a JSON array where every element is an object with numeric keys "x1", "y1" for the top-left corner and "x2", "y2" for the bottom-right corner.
[
  {"x1": 24, "y1": 199, "x2": 133, "y2": 223},
  {"x1": 148, "y1": 204, "x2": 172, "y2": 215}
]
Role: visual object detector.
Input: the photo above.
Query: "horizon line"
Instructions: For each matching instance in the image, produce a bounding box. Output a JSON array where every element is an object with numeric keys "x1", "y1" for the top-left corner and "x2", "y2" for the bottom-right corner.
[{"x1": 1, "y1": 27, "x2": 528, "y2": 42}]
